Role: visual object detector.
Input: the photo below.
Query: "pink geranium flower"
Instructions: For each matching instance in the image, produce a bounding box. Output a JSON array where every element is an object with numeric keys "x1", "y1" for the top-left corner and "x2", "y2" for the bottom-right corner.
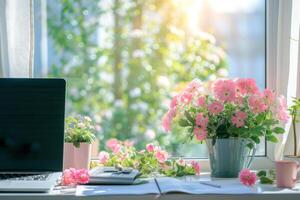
[
  {"x1": 184, "y1": 79, "x2": 202, "y2": 93},
  {"x1": 106, "y1": 138, "x2": 119, "y2": 150},
  {"x1": 248, "y1": 94, "x2": 267, "y2": 114},
  {"x1": 263, "y1": 88, "x2": 275, "y2": 105},
  {"x1": 146, "y1": 143, "x2": 155, "y2": 153},
  {"x1": 208, "y1": 101, "x2": 224, "y2": 114},
  {"x1": 170, "y1": 95, "x2": 178, "y2": 109},
  {"x1": 277, "y1": 95, "x2": 289, "y2": 123},
  {"x1": 76, "y1": 169, "x2": 90, "y2": 184},
  {"x1": 61, "y1": 168, "x2": 89, "y2": 186},
  {"x1": 191, "y1": 161, "x2": 201, "y2": 175},
  {"x1": 61, "y1": 168, "x2": 77, "y2": 186},
  {"x1": 231, "y1": 111, "x2": 247, "y2": 127},
  {"x1": 124, "y1": 140, "x2": 134, "y2": 147},
  {"x1": 194, "y1": 126, "x2": 207, "y2": 141},
  {"x1": 98, "y1": 151, "x2": 110, "y2": 164},
  {"x1": 195, "y1": 113, "x2": 209, "y2": 127},
  {"x1": 180, "y1": 92, "x2": 193, "y2": 105},
  {"x1": 236, "y1": 78, "x2": 259, "y2": 95},
  {"x1": 239, "y1": 169, "x2": 257, "y2": 187},
  {"x1": 196, "y1": 96, "x2": 206, "y2": 107},
  {"x1": 234, "y1": 96, "x2": 244, "y2": 105},
  {"x1": 162, "y1": 108, "x2": 176, "y2": 132},
  {"x1": 177, "y1": 158, "x2": 186, "y2": 166},
  {"x1": 155, "y1": 150, "x2": 169, "y2": 163},
  {"x1": 213, "y1": 79, "x2": 236, "y2": 102}
]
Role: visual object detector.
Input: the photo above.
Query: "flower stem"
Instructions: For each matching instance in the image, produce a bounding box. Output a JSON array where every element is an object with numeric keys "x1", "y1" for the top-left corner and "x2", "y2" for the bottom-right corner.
[{"x1": 293, "y1": 116, "x2": 297, "y2": 156}]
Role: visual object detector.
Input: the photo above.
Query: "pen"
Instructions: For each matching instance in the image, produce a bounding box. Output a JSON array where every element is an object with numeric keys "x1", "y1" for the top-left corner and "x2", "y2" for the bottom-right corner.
[{"x1": 199, "y1": 182, "x2": 222, "y2": 188}]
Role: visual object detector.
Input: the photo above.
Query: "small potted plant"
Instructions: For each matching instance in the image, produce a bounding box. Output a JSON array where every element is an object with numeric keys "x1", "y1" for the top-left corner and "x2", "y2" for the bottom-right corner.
[
  {"x1": 162, "y1": 78, "x2": 289, "y2": 177},
  {"x1": 63, "y1": 116, "x2": 96, "y2": 169},
  {"x1": 285, "y1": 97, "x2": 300, "y2": 160}
]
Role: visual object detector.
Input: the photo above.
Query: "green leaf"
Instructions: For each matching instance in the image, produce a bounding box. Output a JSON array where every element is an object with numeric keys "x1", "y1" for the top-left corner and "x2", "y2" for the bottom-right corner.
[
  {"x1": 260, "y1": 176, "x2": 274, "y2": 184},
  {"x1": 184, "y1": 111, "x2": 195, "y2": 124},
  {"x1": 257, "y1": 170, "x2": 267, "y2": 177},
  {"x1": 266, "y1": 135, "x2": 278, "y2": 143},
  {"x1": 250, "y1": 136, "x2": 260, "y2": 144},
  {"x1": 273, "y1": 127, "x2": 285, "y2": 134},
  {"x1": 256, "y1": 114, "x2": 265, "y2": 124},
  {"x1": 247, "y1": 142, "x2": 254, "y2": 149},
  {"x1": 263, "y1": 119, "x2": 276, "y2": 126},
  {"x1": 266, "y1": 130, "x2": 272, "y2": 135},
  {"x1": 178, "y1": 119, "x2": 191, "y2": 127}
]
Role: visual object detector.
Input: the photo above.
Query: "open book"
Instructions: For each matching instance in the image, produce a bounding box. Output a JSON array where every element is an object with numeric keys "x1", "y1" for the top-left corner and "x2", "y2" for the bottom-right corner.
[
  {"x1": 76, "y1": 178, "x2": 160, "y2": 196},
  {"x1": 156, "y1": 177, "x2": 257, "y2": 194}
]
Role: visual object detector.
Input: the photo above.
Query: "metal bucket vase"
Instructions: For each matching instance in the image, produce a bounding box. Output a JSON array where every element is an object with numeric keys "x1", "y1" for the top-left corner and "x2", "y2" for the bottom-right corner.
[{"x1": 206, "y1": 138, "x2": 256, "y2": 178}]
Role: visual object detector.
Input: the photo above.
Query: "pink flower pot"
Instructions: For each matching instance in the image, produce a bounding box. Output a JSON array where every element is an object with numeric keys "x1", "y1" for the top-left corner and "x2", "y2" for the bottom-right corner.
[{"x1": 63, "y1": 143, "x2": 91, "y2": 170}]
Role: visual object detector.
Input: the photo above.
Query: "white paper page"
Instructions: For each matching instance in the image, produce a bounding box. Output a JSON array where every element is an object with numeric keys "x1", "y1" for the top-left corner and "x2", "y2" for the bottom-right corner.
[
  {"x1": 76, "y1": 178, "x2": 160, "y2": 196},
  {"x1": 156, "y1": 177, "x2": 257, "y2": 194}
]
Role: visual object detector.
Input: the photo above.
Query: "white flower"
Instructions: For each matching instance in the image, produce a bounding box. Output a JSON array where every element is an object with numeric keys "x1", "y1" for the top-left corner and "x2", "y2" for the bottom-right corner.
[
  {"x1": 132, "y1": 50, "x2": 145, "y2": 58},
  {"x1": 129, "y1": 29, "x2": 144, "y2": 38},
  {"x1": 114, "y1": 100, "x2": 123, "y2": 107},
  {"x1": 78, "y1": 123, "x2": 85, "y2": 128},
  {"x1": 84, "y1": 116, "x2": 92, "y2": 122},
  {"x1": 145, "y1": 129, "x2": 156, "y2": 140},
  {"x1": 129, "y1": 87, "x2": 141, "y2": 98},
  {"x1": 217, "y1": 68, "x2": 229, "y2": 77},
  {"x1": 157, "y1": 76, "x2": 170, "y2": 88},
  {"x1": 94, "y1": 114, "x2": 102, "y2": 123}
]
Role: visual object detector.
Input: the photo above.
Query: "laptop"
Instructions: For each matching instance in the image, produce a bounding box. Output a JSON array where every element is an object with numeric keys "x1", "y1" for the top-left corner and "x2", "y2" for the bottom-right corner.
[{"x1": 0, "y1": 78, "x2": 66, "y2": 192}]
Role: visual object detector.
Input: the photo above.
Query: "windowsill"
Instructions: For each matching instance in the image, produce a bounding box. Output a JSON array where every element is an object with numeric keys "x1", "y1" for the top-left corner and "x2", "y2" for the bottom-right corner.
[{"x1": 1, "y1": 174, "x2": 299, "y2": 200}]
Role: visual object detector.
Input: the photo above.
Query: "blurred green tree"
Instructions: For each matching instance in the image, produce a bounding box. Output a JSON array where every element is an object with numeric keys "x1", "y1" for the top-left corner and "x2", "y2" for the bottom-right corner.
[{"x1": 47, "y1": 0, "x2": 228, "y2": 154}]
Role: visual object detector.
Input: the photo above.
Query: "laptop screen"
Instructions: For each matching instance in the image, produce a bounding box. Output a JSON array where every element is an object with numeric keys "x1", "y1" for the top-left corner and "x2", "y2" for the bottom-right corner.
[{"x1": 0, "y1": 79, "x2": 65, "y2": 172}]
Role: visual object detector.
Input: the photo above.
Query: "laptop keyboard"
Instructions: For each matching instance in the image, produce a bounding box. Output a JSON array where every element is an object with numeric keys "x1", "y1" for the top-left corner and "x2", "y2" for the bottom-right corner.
[{"x1": 0, "y1": 174, "x2": 49, "y2": 181}]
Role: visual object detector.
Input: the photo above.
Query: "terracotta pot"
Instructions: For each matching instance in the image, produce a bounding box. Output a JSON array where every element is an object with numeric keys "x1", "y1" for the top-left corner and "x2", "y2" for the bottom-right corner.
[{"x1": 63, "y1": 143, "x2": 91, "y2": 170}]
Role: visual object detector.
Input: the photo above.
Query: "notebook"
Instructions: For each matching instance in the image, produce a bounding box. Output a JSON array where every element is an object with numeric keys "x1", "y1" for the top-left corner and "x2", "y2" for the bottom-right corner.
[{"x1": 88, "y1": 167, "x2": 140, "y2": 185}]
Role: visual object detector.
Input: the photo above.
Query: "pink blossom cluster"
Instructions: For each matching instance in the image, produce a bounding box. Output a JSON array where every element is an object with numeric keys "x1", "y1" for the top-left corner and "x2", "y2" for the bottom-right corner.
[
  {"x1": 61, "y1": 168, "x2": 89, "y2": 186},
  {"x1": 98, "y1": 151, "x2": 110, "y2": 164},
  {"x1": 239, "y1": 168, "x2": 257, "y2": 187},
  {"x1": 97, "y1": 139, "x2": 201, "y2": 176},
  {"x1": 162, "y1": 78, "x2": 289, "y2": 141},
  {"x1": 105, "y1": 138, "x2": 134, "y2": 154},
  {"x1": 146, "y1": 143, "x2": 169, "y2": 163},
  {"x1": 191, "y1": 160, "x2": 201, "y2": 175},
  {"x1": 175, "y1": 159, "x2": 201, "y2": 175}
]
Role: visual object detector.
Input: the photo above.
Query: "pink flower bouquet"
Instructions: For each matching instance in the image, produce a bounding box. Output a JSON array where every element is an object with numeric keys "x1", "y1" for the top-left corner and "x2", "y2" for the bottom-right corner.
[
  {"x1": 162, "y1": 78, "x2": 289, "y2": 148},
  {"x1": 95, "y1": 138, "x2": 201, "y2": 177}
]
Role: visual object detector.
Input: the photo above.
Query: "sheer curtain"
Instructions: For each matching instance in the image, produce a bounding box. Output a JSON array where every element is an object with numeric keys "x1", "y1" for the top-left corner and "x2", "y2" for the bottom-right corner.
[
  {"x1": 0, "y1": 0, "x2": 34, "y2": 77},
  {"x1": 268, "y1": 0, "x2": 300, "y2": 160}
]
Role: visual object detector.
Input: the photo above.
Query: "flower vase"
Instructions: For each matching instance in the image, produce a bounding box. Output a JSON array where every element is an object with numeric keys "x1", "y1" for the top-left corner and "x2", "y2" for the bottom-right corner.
[
  {"x1": 206, "y1": 138, "x2": 256, "y2": 178},
  {"x1": 63, "y1": 143, "x2": 91, "y2": 170}
]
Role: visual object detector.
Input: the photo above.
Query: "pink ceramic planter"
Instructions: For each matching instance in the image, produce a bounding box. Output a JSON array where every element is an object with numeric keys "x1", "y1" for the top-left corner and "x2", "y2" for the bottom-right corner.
[{"x1": 63, "y1": 143, "x2": 91, "y2": 170}]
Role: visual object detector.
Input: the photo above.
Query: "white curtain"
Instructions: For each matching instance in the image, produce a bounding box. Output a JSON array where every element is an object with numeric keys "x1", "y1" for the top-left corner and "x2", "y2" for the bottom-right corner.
[
  {"x1": 0, "y1": 0, "x2": 34, "y2": 77},
  {"x1": 270, "y1": 0, "x2": 300, "y2": 160}
]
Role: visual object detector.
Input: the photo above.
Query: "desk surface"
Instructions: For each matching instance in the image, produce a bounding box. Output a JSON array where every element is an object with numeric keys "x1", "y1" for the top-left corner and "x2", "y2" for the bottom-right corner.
[{"x1": 0, "y1": 175, "x2": 299, "y2": 200}]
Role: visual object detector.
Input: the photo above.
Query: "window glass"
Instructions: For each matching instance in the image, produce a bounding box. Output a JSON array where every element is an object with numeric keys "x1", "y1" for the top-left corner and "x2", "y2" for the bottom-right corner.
[{"x1": 34, "y1": 0, "x2": 266, "y2": 157}]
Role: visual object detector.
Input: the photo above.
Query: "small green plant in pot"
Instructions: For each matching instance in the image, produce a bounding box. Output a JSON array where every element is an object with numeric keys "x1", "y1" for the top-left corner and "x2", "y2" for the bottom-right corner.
[
  {"x1": 63, "y1": 116, "x2": 96, "y2": 169},
  {"x1": 285, "y1": 97, "x2": 300, "y2": 160}
]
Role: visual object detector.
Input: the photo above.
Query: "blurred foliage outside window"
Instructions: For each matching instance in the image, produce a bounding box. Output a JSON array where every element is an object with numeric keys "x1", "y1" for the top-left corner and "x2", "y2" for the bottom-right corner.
[{"x1": 34, "y1": 0, "x2": 265, "y2": 157}]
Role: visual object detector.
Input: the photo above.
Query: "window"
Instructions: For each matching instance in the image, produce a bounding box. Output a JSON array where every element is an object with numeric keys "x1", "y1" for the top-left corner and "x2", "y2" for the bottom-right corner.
[{"x1": 34, "y1": 0, "x2": 266, "y2": 158}]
